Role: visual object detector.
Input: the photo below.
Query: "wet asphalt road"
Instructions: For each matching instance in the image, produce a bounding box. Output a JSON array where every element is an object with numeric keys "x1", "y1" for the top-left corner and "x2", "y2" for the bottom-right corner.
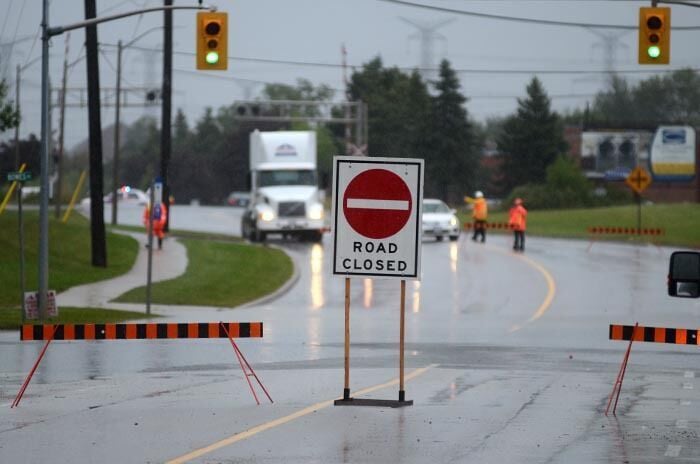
[{"x1": 1, "y1": 205, "x2": 699, "y2": 463}]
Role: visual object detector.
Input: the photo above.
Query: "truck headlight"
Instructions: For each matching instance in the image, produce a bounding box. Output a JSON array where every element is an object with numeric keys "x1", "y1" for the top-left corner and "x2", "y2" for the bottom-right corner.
[
  {"x1": 450, "y1": 217, "x2": 458, "y2": 227},
  {"x1": 259, "y1": 209, "x2": 275, "y2": 222},
  {"x1": 308, "y1": 203, "x2": 324, "y2": 220}
]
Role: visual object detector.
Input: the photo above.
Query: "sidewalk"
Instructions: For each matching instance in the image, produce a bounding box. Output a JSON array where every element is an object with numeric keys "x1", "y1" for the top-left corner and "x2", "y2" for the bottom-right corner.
[{"x1": 57, "y1": 231, "x2": 188, "y2": 309}]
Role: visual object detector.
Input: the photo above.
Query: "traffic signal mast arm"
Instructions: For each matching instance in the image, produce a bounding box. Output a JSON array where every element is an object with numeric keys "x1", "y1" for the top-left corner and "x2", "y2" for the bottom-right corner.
[{"x1": 47, "y1": 5, "x2": 215, "y2": 37}]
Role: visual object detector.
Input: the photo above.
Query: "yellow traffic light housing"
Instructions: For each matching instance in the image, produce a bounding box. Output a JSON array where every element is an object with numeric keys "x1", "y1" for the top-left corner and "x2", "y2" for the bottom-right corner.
[
  {"x1": 638, "y1": 7, "x2": 670, "y2": 65},
  {"x1": 197, "y1": 11, "x2": 228, "y2": 70}
]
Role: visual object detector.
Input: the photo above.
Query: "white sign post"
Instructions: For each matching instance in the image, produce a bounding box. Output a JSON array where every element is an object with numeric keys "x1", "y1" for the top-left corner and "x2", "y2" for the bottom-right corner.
[{"x1": 331, "y1": 156, "x2": 424, "y2": 407}]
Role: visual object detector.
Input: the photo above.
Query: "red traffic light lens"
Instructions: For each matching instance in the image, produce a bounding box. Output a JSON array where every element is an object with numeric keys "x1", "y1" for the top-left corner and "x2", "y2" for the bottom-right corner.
[
  {"x1": 205, "y1": 21, "x2": 221, "y2": 35},
  {"x1": 647, "y1": 15, "x2": 662, "y2": 30}
]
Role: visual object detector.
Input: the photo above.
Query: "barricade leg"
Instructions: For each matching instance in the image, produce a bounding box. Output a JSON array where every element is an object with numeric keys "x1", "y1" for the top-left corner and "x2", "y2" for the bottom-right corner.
[
  {"x1": 12, "y1": 325, "x2": 59, "y2": 408},
  {"x1": 219, "y1": 322, "x2": 273, "y2": 405},
  {"x1": 605, "y1": 322, "x2": 638, "y2": 416}
]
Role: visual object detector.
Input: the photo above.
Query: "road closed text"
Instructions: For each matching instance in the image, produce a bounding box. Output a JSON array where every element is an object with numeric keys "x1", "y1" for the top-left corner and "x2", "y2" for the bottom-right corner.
[{"x1": 340, "y1": 241, "x2": 408, "y2": 272}]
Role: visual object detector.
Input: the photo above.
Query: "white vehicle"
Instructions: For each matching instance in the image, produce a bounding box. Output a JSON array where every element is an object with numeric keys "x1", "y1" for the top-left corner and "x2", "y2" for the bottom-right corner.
[
  {"x1": 241, "y1": 130, "x2": 325, "y2": 242},
  {"x1": 422, "y1": 198, "x2": 460, "y2": 242},
  {"x1": 80, "y1": 186, "x2": 149, "y2": 209}
]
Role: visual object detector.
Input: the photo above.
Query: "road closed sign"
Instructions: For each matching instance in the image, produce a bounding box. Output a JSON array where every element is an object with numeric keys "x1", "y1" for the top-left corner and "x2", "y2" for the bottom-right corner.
[{"x1": 332, "y1": 156, "x2": 424, "y2": 280}]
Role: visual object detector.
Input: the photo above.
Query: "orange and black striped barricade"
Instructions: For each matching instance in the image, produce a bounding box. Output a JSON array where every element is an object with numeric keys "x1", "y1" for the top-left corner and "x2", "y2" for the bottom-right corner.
[
  {"x1": 606, "y1": 323, "x2": 698, "y2": 416},
  {"x1": 11, "y1": 321, "x2": 271, "y2": 407},
  {"x1": 463, "y1": 222, "x2": 513, "y2": 232},
  {"x1": 586, "y1": 226, "x2": 665, "y2": 252}
]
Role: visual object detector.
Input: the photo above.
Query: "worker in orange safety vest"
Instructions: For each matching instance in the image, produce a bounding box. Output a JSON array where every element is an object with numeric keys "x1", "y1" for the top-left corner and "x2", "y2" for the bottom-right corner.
[
  {"x1": 142, "y1": 201, "x2": 168, "y2": 250},
  {"x1": 508, "y1": 197, "x2": 527, "y2": 252},
  {"x1": 464, "y1": 190, "x2": 488, "y2": 243}
]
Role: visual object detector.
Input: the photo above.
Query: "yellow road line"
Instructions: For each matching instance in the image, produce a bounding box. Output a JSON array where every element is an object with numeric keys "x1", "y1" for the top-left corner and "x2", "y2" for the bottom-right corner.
[
  {"x1": 506, "y1": 251, "x2": 557, "y2": 333},
  {"x1": 166, "y1": 364, "x2": 436, "y2": 464},
  {"x1": 479, "y1": 244, "x2": 556, "y2": 333}
]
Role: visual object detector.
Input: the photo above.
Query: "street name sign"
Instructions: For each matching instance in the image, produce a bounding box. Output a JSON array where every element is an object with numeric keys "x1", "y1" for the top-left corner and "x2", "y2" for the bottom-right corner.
[
  {"x1": 7, "y1": 171, "x2": 32, "y2": 182},
  {"x1": 331, "y1": 156, "x2": 424, "y2": 280},
  {"x1": 625, "y1": 165, "x2": 652, "y2": 194}
]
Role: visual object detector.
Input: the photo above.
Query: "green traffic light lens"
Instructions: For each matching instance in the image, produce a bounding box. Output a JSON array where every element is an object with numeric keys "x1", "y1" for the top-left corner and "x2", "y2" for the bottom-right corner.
[
  {"x1": 205, "y1": 51, "x2": 219, "y2": 64},
  {"x1": 647, "y1": 45, "x2": 661, "y2": 59}
]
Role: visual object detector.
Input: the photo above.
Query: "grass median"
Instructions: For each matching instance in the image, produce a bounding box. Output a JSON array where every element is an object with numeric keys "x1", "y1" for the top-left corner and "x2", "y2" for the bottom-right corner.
[
  {"x1": 115, "y1": 238, "x2": 293, "y2": 306},
  {"x1": 0, "y1": 211, "x2": 141, "y2": 329},
  {"x1": 460, "y1": 203, "x2": 700, "y2": 248},
  {"x1": 0, "y1": 209, "x2": 292, "y2": 329}
]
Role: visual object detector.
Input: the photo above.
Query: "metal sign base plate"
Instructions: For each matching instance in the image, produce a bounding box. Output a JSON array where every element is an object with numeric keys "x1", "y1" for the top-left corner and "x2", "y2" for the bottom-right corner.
[{"x1": 333, "y1": 397, "x2": 414, "y2": 408}]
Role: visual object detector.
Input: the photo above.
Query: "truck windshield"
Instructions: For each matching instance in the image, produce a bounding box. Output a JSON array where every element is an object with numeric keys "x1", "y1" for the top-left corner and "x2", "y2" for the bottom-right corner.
[{"x1": 259, "y1": 170, "x2": 316, "y2": 187}]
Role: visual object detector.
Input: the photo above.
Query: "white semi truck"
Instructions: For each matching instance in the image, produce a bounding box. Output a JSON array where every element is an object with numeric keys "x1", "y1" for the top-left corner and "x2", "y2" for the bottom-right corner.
[{"x1": 241, "y1": 130, "x2": 325, "y2": 242}]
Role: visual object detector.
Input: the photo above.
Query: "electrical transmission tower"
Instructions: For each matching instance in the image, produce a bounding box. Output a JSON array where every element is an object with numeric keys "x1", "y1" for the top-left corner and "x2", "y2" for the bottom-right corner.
[
  {"x1": 583, "y1": 28, "x2": 630, "y2": 89},
  {"x1": 399, "y1": 17, "x2": 455, "y2": 82}
]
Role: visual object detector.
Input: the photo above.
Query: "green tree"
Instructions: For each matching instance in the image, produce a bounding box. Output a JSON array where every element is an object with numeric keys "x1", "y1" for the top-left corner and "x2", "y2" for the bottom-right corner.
[
  {"x1": 0, "y1": 79, "x2": 20, "y2": 132},
  {"x1": 263, "y1": 78, "x2": 334, "y2": 102},
  {"x1": 428, "y1": 59, "x2": 479, "y2": 202},
  {"x1": 497, "y1": 77, "x2": 567, "y2": 191},
  {"x1": 581, "y1": 69, "x2": 700, "y2": 127},
  {"x1": 119, "y1": 116, "x2": 160, "y2": 189},
  {"x1": 347, "y1": 57, "x2": 432, "y2": 162}
]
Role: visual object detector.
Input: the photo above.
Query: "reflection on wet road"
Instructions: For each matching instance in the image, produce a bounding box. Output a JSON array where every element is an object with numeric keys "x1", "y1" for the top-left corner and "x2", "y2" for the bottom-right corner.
[{"x1": 2, "y1": 206, "x2": 699, "y2": 463}]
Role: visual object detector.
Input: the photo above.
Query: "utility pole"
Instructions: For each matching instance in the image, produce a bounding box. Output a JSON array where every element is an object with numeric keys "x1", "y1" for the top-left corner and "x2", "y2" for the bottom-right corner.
[
  {"x1": 111, "y1": 39, "x2": 123, "y2": 225},
  {"x1": 161, "y1": 0, "x2": 173, "y2": 231},
  {"x1": 55, "y1": 33, "x2": 70, "y2": 219},
  {"x1": 342, "y1": 44, "x2": 352, "y2": 155},
  {"x1": 84, "y1": 0, "x2": 107, "y2": 267}
]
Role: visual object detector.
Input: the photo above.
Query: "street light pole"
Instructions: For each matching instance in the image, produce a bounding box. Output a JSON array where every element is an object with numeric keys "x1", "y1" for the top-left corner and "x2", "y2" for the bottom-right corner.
[{"x1": 38, "y1": 0, "x2": 51, "y2": 319}]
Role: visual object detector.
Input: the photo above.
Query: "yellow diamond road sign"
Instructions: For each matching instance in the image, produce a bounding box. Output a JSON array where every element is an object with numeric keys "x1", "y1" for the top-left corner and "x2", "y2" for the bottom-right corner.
[{"x1": 625, "y1": 166, "x2": 652, "y2": 194}]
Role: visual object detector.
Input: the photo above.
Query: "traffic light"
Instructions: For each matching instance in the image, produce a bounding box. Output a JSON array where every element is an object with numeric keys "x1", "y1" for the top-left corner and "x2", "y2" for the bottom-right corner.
[
  {"x1": 638, "y1": 7, "x2": 670, "y2": 65},
  {"x1": 197, "y1": 11, "x2": 228, "y2": 70}
]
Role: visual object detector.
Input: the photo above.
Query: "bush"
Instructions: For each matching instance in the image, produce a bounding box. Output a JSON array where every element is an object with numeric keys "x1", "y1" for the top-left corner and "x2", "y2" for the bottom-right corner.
[{"x1": 504, "y1": 156, "x2": 633, "y2": 210}]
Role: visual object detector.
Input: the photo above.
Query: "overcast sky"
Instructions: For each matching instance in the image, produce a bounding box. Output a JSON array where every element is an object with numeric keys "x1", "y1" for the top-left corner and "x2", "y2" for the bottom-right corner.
[{"x1": 2, "y1": 0, "x2": 699, "y2": 151}]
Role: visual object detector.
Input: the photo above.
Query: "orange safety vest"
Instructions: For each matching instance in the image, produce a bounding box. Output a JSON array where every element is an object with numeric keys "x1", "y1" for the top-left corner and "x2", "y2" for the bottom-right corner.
[
  {"x1": 508, "y1": 205, "x2": 527, "y2": 231},
  {"x1": 472, "y1": 198, "x2": 488, "y2": 221},
  {"x1": 143, "y1": 203, "x2": 168, "y2": 237}
]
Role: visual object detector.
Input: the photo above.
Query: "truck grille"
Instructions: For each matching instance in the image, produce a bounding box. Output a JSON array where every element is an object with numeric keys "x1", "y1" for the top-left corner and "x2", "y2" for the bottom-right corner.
[{"x1": 278, "y1": 201, "x2": 306, "y2": 217}]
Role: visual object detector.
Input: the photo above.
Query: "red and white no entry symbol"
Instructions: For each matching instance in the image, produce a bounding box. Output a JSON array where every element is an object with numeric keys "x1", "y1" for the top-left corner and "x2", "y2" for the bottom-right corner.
[{"x1": 343, "y1": 169, "x2": 412, "y2": 239}]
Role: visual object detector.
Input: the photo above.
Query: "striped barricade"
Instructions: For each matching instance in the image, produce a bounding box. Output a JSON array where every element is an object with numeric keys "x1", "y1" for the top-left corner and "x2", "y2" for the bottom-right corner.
[
  {"x1": 609, "y1": 324, "x2": 698, "y2": 345},
  {"x1": 587, "y1": 226, "x2": 665, "y2": 236},
  {"x1": 606, "y1": 322, "x2": 697, "y2": 416},
  {"x1": 463, "y1": 222, "x2": 513, "y2": 231},
  {"x1": 12, "y1": 321, "x2": 270, "y2": 408},
  {"x1": 20, "y1": 322, "x2": 263, "y2": 341}
]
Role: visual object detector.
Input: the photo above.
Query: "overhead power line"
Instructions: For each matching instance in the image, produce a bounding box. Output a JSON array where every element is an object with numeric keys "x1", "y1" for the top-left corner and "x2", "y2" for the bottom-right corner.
[
  {"x1": 378, "y1": 0, "x2": 700, "y2": 30},
  {"x1": 99, "y1": 43, "x2": 700, "y2": 76}
]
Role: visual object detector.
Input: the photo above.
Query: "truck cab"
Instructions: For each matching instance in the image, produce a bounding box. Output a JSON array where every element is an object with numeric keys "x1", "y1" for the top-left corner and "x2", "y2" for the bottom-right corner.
[{"x1": 241, "y1": 130, "x2": 325, "y2": 242}]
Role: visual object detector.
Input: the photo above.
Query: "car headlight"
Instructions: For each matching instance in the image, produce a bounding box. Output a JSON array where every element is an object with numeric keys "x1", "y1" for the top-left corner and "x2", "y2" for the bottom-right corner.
[
  {"x1": 308, "y1": 203, "x2": 324, "y2": 220},
  {"x1": 450, "y1": 217, "x2": 458, "y2": 227},
  {"x1": 259, "y1": 209, "x2": 275, "y2": 222}
]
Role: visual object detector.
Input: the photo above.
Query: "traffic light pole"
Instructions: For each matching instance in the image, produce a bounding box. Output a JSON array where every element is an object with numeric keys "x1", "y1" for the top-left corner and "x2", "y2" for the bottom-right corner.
[{"x1": 37, "y1": 2, "x2": 213, "y2": 318}]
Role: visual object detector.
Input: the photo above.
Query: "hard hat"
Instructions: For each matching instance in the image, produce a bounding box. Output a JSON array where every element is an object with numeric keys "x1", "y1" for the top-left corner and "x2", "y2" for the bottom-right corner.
[
  {"x1": 474, "y1": 191, "x2": 483, "y2": 198},
  {"x1": 514, "y1": 197, "x2": 522, "y2": 205}
]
